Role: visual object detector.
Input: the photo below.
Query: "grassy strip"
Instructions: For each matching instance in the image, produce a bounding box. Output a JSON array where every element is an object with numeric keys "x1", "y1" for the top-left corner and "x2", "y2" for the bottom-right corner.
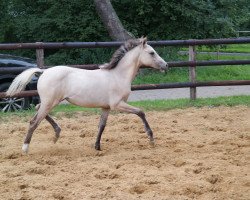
[
  {"x1": 196, "y1": 65, "x2": 250, "y2": 81},
  {"x1": 130, "y1": 95, "x2": 250, "y2": 111},
  {"x1": 182, "y1": 44, "x2": 250, "y2": 53},
  {"x1": 223, "y1": 44, "x2": 250, "y2": 53},
  {"x1": 196, "y1": 54, "x2": 250, "y2": 61},
  {"x1": 133, "y1": 65, "x2": 250, "y2": 84},
  {"x1": 133, "y1": 48, "x2": 250, "y2": 85},
  {"x1": 0, "y1": 95, "x2": 249, "y2": 120}
]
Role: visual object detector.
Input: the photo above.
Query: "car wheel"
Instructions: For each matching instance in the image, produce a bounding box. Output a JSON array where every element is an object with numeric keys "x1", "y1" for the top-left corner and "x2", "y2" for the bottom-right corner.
[{"x1": 0, "y1": 82, "x2": 30, "y2": 112}]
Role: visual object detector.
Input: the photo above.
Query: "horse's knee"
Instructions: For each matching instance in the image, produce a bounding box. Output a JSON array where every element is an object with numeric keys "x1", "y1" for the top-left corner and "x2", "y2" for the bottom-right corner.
[{"x1": 136, "y1": 110, "x2": 145, "y2": 118}]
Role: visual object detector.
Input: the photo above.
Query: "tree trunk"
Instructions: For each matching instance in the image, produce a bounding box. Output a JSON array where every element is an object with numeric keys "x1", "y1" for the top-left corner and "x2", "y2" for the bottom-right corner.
[{"x1": 94, "y1": 0, "x2": 133, "y2": 41}]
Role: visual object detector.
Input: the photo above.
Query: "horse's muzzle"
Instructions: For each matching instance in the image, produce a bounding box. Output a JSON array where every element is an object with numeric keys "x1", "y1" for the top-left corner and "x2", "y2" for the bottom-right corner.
[{"x1": 160, "y1": 63, "x2": 169, "y2": 73}]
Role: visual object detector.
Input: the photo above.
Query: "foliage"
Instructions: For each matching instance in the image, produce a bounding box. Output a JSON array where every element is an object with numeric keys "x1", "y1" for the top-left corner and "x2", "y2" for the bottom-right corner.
[
  {"x1": 1, "y1": 0, "x2": 112, "y2": 64},
  {"x1": 0, "y1": 0, "x2": 249, "y2": 64},
  {"x1": 2, "y1": 0, "x2": 109, "y2": 43},
  {"x1": 112, "y1": 0, "x2": 250, "y2": 40}
]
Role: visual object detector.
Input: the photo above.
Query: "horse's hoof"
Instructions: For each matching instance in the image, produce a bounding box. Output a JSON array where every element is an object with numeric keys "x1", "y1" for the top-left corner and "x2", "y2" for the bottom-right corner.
[
  {"x1": 22, "y1": 143, "x2": 29, "y2": 154},
  {"x1": 53, "y1": 137, "x2": 59, "y2": 144},
  {"x1": 55, "y1": 126, "x2": 61, "y2": 136},
  {"x1": 149, "y1": 140, "x2": 155, "y2": 147},
  {"x1": 95, "y1": 144, "x2": 101, "y2": 151}
]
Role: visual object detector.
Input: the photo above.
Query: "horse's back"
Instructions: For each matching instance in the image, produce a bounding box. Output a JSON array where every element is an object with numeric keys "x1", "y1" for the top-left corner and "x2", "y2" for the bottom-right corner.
[
  {"x1": 37, "y1": 66, "x2": 111, "y2": 107},
  {"x1": 40, "y1": 65, "x2": 74, "y2": 78},
  {"x1": 36, "y1": 65, "x2": 129, "y2": 108},
  {"x1": 37, "y1": 66, "x2": 78, "y2": 100}
]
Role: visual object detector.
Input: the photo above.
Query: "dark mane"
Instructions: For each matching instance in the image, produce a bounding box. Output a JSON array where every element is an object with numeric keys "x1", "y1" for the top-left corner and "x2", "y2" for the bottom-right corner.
[{"x1": 101, "y1": 38, "x2": 141, "y2": 70}]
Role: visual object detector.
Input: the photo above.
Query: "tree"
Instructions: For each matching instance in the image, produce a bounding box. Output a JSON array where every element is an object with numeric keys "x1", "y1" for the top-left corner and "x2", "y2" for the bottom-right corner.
[
  {"x1": 0, "y1": 0, "x2": 17, "y2": 42},
  {"x1": 94, "y1": 0, "x2": 133, "y2": 41},
  {"x1": 112, "y1": 0, "x2": 249, "y2": 40},
  {"x1": 1, "y1": 0, "x2": 248, "y2": 65},
  {"x1": 1, "y1": 0, "x2": 113, "y2": 64}
]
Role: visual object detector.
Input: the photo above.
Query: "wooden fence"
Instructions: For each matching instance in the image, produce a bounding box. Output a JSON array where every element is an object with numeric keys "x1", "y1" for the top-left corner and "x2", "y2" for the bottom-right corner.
[{"x1": 0, "y1": 37, "x2": 250, "y2": 100}]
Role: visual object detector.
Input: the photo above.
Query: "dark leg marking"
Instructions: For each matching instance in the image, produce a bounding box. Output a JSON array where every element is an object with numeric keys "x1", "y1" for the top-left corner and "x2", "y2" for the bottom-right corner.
[
  {"x1": 36, "y1": 103, "x2": 61, "y2": 143},
  {"x1": 23, "y1": 101, "x2": 60, "y2": 153},
  {"x1": 45, "y1": 115, "x2": 61, "y2": 143},
  {"x1": 95, "y1": 109, "x2": 110, "y2": 150},
  {"x1": 136, "y1": 111, "x2": 154, "y2": 142},
  {"x1": 24, "y1": 113, "x2": 39, "y2": 145},
  {"x1": 115, "y1": 101, "x2": 154, "y2": 144},
  {"x1": 23, "y1": 107, "x2": 48, "y2": 153}
]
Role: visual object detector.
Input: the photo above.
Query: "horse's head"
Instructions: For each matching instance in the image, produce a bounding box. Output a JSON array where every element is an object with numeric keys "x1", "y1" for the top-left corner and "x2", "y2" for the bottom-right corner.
[{"x1": 139, "y1": 37, "x2": 168, "y2": 72}]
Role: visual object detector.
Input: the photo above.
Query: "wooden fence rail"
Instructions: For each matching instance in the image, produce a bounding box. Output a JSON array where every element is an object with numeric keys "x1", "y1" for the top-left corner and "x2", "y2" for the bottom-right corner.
[
  {"x1": 1, "y1": 38, "x2": 250, "y2": 50},
  {"x1": 1, "y1": 60, "x2": 250, "y2": 75},
  {"x1": 0, "y1": 37, "x2": 250, "y2": 100},
  {"x1": 1, "y1": 80, "x2": 250, "y2": 99}
]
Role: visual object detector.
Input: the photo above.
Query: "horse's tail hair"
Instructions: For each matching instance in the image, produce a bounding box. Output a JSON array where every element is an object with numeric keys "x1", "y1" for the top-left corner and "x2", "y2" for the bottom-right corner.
[{"x1": 6, "y1": 68, "x2": 44, "y2": 97}]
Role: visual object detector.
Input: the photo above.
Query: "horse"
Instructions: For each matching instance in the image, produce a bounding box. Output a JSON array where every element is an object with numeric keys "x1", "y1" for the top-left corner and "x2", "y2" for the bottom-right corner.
[{"x1": 6, "y1": 37, "x2": 168, "y2": 153}]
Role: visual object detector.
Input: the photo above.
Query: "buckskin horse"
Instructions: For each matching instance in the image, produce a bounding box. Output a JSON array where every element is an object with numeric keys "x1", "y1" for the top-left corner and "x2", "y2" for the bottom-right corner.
[{"x1": 7, "y1": 37, "x2": 168, "y2": 153}]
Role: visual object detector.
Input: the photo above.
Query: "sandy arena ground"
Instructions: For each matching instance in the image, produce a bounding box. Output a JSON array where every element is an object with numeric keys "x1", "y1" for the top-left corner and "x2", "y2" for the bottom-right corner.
[{"x1": 0, "y1": 106, "x2": 249, "y2": 200}]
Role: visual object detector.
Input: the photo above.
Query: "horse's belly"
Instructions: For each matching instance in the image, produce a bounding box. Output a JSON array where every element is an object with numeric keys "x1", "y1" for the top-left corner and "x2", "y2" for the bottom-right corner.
[
  {"x1": 64, "y1": 71, "x2": 113, "y2": 108},
  {"x1": 65, "y1": 92, "x2": 110, "y2": 108}
]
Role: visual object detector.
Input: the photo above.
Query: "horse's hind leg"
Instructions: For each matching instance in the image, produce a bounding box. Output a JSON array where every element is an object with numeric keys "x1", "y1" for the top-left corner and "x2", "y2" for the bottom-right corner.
[
  {"x1": 35, "y1": 104, "x2": 61, "y2": 143},
  {"x1": 23, "y1": 101, "x2": 58, "y2": 153},
  {"x1": 22, "y1": 106, "x2": 49, "y2": 153}
]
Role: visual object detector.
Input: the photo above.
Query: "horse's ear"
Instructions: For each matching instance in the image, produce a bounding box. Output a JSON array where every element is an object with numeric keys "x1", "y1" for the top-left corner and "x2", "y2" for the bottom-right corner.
[{"x1": 142, "y1": 37, "x2": 147, "y2": 46}]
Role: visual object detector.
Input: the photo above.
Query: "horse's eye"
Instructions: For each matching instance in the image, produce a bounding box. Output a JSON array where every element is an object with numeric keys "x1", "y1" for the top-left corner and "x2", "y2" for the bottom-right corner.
[{"x1": 149, "y1": 52, "x2": 155, "y2": 56}]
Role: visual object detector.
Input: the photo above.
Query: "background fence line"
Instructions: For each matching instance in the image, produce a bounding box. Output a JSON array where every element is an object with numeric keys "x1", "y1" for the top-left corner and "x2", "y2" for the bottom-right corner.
[
  {"x1": 0, "y1": 37, "x2": 250, "y2": 100},
  {"x1": 1, "y1": 60, "x2": 250, "y2": 75},
  {"x1": 1, "y1": 38, "x2": 250, "y2": 50}
]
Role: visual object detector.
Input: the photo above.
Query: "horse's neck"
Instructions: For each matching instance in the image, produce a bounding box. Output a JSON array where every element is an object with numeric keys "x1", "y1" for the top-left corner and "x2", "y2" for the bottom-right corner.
[{"x1": 112, "y1": 48, "x2": 141, "y2": 84}]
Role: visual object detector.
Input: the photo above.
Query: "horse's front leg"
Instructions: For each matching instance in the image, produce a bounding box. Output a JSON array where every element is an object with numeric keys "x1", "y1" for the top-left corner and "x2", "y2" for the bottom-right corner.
[
  {"x1": 115, "y1": 101, "x2": 154, "y2": 145},
  {"x1": 95, "y1": 108, "x2": 110, "y2": 150}
]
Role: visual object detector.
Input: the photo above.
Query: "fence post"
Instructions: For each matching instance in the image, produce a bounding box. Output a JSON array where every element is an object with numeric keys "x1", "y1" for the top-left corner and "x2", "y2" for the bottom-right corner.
[
  {"x1": 189, "y1": 45, "x2": 196, "y2": 100},
  {"x1": 36, "y1": 42, "x2": 44, "y2": 69}
]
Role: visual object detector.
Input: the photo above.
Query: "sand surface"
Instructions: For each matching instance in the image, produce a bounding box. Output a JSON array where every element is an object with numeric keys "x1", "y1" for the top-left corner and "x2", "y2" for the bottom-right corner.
[{"x1": 0, "y1": 106, "x2": 249, "y2": 200}]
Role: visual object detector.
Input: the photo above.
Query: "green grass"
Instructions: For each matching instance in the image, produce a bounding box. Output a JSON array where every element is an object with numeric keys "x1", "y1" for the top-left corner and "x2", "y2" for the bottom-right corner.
[
  {"x1": 196, "y1": 65, "x2": 250, "y2": 81},
  {"x1": 130, "y1": 95, "x2": 250, "y2": 111},
  {"x1": 0, "y1": 96, "x2": 249, "y2": 120},
  {"x1": 133, "y1": 64, "x2": 250, "y2": 84},
  {"x1": 133, "y1": 44, "x2": 250, "y2": 85},
  {"x1": 224, "y1": 44, "x2": 250, "y2": 53},
  {"x1": 133, "y1": 68, "x2": 189, "y2": 84},
  {"x1": 182, "y1": 43, "x2": 250, "y2": 53},
  {"x1": 196, "y1": 53, "x2": 250, "y2": 61}
]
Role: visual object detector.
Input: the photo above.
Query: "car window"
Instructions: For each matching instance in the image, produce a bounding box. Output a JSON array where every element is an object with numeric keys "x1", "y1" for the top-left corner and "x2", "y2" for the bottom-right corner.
[
  {"x1": 0, "y1": 54, "x2": 37, "y2": 68},
  {"x1": 0, "y1": 59, "x2": 36, "y2": 67}
]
